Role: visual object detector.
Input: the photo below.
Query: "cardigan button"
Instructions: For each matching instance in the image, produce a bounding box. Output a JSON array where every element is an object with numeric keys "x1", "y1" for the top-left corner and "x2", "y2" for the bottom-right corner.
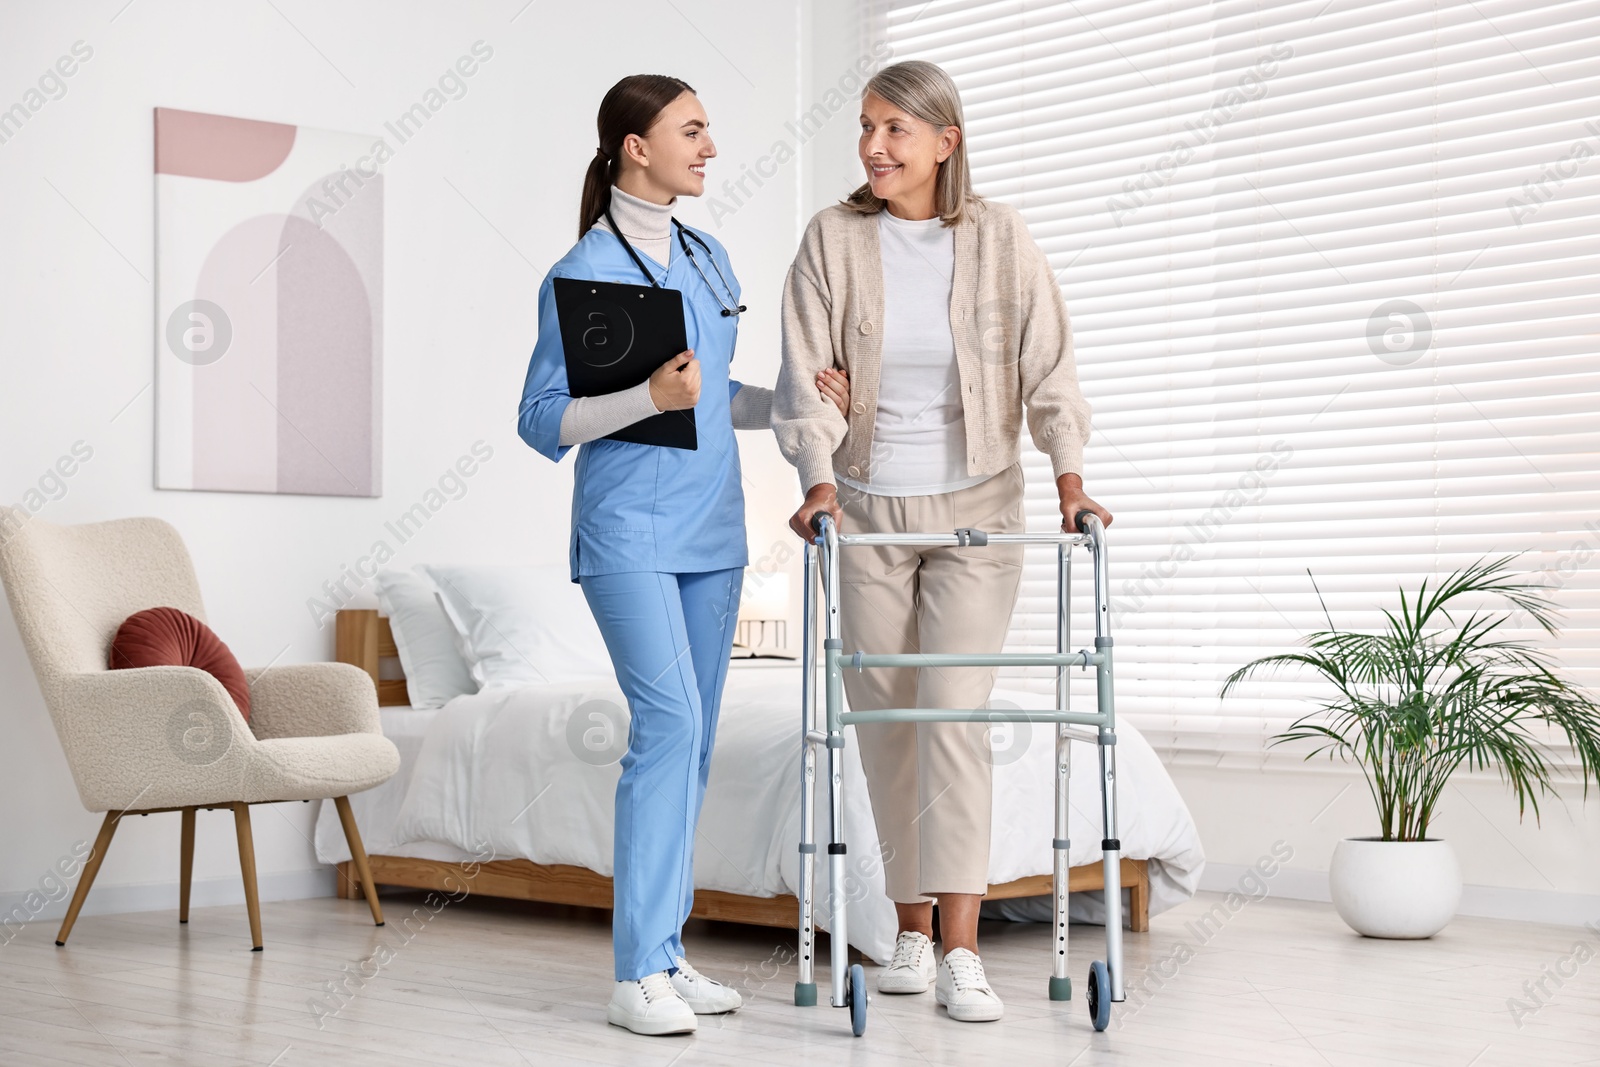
[
  {"x1": 852, "y1": 401, "x2": 865, "y2": 414},
  {"x1": 859, "y1": 320, "x2": 873, "y2": 335},
  {"x1": 847, "y1": 465, "x2": 862, "y2": 477}
]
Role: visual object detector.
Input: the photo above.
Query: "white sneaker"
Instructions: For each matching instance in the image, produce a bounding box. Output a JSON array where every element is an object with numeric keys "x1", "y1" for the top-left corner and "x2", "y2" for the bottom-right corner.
[
  {"x1": 669, "y1": 955, "x2": 743, "y2": 1014},
  {"x1": 935, "y1": 948, "x2": 1004, "y2": 1022},
  {"x1": 607, "y1": 971, "x2": 697, "y2": 1035},
  {"x1": 878, "y1": 931, "x2": 936, "y2": 994}
]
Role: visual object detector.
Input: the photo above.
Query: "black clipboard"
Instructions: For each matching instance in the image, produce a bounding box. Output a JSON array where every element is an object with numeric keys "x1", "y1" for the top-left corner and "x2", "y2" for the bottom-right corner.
[{"x1": 553, "y1": 277, "x2": 697, "y2": 450}]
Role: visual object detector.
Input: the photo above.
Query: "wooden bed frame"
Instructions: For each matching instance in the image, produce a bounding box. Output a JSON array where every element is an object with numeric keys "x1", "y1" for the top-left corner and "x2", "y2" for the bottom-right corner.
[{"x1": 332, "y1": 608, "x2": 1149, "y2": 933}]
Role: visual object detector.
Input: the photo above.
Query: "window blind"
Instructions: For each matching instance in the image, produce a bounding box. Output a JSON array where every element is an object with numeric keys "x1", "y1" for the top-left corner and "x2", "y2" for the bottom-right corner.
[{"x1": 870, "y1": 0, "x2": 1600, "y2": 757}]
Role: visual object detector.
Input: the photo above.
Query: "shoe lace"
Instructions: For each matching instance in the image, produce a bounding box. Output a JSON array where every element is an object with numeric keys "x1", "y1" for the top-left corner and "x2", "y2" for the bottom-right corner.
[
  {"x1": 674, "y1": 956, "x2": 708, "y2": 984},
  {"x1": 945, "y1": 952, "x2": 990, "y2": 992},
  {"x1": 890, "y1": 934, "x2": 926, "y2": 969},
  {"x1": 639, "y1": 971, "x2": 677, "y2": 1003}
]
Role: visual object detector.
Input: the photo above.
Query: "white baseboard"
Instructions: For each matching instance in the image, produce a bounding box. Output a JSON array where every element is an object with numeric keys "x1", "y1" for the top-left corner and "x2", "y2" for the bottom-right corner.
[
  {"x1": 1200, "y1": 861, "x2": 1600, "y2": 928},
  {"x1": 11, "y1": 863, "x2": 1596, "y2": 936},
  {"x1": 0, "y1": 867, "x2": 337, "y2": 932}
]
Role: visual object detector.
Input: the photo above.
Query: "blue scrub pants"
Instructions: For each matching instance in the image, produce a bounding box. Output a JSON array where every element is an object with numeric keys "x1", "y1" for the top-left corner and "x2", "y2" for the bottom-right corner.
[{"x1": 579, "y1": 567, "x2": 744, "y2": 981}]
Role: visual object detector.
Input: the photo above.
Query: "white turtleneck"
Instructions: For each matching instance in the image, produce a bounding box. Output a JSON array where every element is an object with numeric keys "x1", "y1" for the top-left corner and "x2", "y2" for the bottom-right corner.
[
  {"x1": 557, "y1": 185, "x2": 774, "y2": 446},
  {"x1": 594, "y1": 185, "x2": 673, "y2": 269}
]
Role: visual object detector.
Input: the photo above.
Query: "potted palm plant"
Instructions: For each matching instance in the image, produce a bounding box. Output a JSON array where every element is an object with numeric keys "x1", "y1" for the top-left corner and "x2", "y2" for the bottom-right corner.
[{"x1": 1222, "y1": 557, "x2": 1600, "y2": 938}]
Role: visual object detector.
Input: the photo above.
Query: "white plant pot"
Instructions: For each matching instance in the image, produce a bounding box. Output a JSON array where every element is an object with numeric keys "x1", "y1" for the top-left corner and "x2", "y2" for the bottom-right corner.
[{"x1": 1328, "y1": 837, "x2": 1462, "y2": 939}]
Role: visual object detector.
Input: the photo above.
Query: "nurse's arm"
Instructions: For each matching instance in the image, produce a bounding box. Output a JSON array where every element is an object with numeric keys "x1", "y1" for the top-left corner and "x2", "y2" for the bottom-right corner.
[
  {"x1": 728, "y1": 381, "x2": 772, "y2": 429},
  {"x1": 516, "y1": 275, "x2": 576, "y2": 462},
  {"x1": 557, "y1": 381, "x2": 661, "y2": 445},
  {"x1": 729, "y1": 369, "x2": 847, "y2": 429},
  {"x1": 553, "y1": 351, "x2": 702, "y2": 445},
  {"x1": 815, "y1": 367, "x2": 849, "y2": 415}
]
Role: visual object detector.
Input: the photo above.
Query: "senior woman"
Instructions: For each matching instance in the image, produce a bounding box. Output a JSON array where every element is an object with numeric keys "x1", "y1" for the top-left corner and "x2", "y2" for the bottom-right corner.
[{"x1": 772, "y1": 60, "x2": 1111, "y2": 1024}]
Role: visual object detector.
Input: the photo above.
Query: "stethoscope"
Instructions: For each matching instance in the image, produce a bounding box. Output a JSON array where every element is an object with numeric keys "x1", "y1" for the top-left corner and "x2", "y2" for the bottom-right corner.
[{"x1": 604, "y1": 206, "x2": 747, "y2": 317}]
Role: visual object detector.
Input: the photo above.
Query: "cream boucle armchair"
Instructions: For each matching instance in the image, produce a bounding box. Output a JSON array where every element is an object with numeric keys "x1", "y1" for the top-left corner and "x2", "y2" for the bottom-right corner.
[{"x1": 0, "y1": 507, "x2": 399, "y2": 950}]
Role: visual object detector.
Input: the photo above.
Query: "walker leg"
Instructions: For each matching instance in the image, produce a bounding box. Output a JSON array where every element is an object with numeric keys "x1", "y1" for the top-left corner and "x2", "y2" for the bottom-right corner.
[
  {"x1": 795, "y1": 542, "x2": 818, "y2": 1007},
  {"x1": 1099, "y1": 735, "x2": 1125, "y2": 1004},
  {"x1": 1049, "y1": 542, "x2": 1073, "y2": 1002},
  {"x1": 825, "y1": 740, "x2": 849, "y2": 1009},
  {"x1": 1087, "y1": 516, "x2": 1125, "y2": 1006},
  {"x1": 821, "y1": 527, "x2": 851, "y2": 1013},
  {"x1": 1050, "y1": 723, "x2": 1073, "y2": 1002}
]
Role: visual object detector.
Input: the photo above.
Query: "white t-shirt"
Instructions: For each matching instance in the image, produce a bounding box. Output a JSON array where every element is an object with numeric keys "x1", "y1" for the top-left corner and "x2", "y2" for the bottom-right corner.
[{"x1": 838, "y1": 210, "x2": 989, "y2": 497}]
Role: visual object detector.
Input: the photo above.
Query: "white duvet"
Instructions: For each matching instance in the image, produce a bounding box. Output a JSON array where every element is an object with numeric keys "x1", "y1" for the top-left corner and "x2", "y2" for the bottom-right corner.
[{"x1": 319, "y1": 666, "x2": 1204, "y2": 964}]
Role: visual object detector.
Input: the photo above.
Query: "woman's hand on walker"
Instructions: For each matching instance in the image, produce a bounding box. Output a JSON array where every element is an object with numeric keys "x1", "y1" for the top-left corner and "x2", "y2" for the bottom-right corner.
[
  {"x1": 789, "y1": 483, "x2": 843, "y2": 540},
  {"x1": 1056, "y1": 472, "x2": 1113, "y2": 532},
  {"x1": 649, "y1": 349, "x2": 701, "y2": 411},
  {"x1": 817, "y1": 366, "x2": 851, "y2": 418}
]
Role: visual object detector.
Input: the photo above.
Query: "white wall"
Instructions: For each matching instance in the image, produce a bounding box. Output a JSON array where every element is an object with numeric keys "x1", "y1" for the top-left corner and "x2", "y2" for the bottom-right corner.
[
  {"x1": 1172, "y1": 759, "x2": 1600, "y2": 927},
  {"x1": 0, "y1": 0, "x2": 815, "y2": 921}
]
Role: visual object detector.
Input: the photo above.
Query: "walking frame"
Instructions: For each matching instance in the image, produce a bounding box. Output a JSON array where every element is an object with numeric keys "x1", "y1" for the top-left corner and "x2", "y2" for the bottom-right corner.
[{"x1": 793, "y1": 511, "x2": 1125, "y2": 1035}]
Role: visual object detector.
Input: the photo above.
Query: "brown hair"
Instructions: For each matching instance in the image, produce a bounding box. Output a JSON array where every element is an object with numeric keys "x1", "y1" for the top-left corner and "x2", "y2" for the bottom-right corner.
[
  {"x1": 844, "y1": 60, "x2": 979, "y2": 226},
  {"x1": 579, "y1": 74, "x2": 696, "y2": 239}
]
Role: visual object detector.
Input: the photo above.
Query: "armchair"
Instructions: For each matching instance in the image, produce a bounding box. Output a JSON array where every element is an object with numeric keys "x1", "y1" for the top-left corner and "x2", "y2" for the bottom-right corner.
[{"x1": 0, "y1": 507, "x2": 399, "y2": 950}]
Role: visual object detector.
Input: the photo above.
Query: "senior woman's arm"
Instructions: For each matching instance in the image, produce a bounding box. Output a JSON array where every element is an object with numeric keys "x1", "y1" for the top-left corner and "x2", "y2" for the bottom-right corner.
[
  {"x1": 773, "y1": 281, "x2": 845, "y2": 480},
  {"x1": 773, "y1": 225, "x2": 849, "y2": 536},
  {"x1": 1014, "y1": 220, "x2": 1114, "y2": 529}
]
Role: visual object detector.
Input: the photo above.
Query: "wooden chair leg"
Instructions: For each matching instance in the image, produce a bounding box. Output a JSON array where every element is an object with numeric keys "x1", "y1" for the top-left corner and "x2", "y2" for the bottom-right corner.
[
  {"x1": 56, "y1": 811, "x2": 120, "y2": 946},
  {"x1": 231, "y1": 803, "x2": 263, "y2": 951},
  {"x1": 333, "y1": 796, "x2": 384, "y2": 926},
  {"x1": 178, "y1": 807, "x2": 196, "y2": 924}
]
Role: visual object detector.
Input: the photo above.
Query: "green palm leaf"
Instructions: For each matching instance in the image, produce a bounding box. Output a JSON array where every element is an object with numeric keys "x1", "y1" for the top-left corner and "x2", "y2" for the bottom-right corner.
[{"x1": 1222, "y1": 557, "x2": 1600, "y2": 840}]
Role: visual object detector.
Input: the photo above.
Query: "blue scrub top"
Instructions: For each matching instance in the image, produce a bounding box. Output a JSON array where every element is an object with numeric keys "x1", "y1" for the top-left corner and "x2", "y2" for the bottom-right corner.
[{"x1": 517, "y1": 221, "x2": 750, "y2": 582}]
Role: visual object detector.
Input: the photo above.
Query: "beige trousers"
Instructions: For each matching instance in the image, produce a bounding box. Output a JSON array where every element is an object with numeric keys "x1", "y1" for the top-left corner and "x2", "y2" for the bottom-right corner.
[{"x1": 838, "y1": 463, "x2": 1025, "y2": 903}]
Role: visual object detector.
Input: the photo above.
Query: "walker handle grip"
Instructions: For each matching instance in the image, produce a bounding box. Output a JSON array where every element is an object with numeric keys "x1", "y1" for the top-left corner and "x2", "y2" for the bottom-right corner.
[
  {"x1": 811, "y1": 513, "x2": 832, "y2": 535},
  {"x1": 1074, "y1": 509, "x2": 1098, "y2": 533}
]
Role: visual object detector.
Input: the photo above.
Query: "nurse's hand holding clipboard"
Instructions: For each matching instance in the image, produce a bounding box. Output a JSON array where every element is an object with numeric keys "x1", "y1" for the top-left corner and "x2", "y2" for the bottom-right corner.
[{"x1": 648, "y1": 349, "x2": 701, "y2": 411}]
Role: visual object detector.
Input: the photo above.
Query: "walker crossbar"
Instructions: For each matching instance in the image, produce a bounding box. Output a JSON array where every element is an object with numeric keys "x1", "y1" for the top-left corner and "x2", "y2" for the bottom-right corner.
[
  {"x1": 836, "y1": 531, "x2": 1089, "y2": 547},
  {"x1": 840, "y1": 708, "x2": 1110, "y2": 727},
  {"x1": 793, "y1": 510, "x2": 1126, "y2": 1036},
  {"x1": 842, "y1": 651, "x2": 1103, "y2": 669}
]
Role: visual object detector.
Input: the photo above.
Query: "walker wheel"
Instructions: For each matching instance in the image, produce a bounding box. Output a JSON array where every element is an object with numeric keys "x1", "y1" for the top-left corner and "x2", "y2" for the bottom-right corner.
[
  {"x1": 1086, "y1": 959, "x2": 1111, "y2": 1032},
  {"x1": 848, "y1": 962, "x2": 868, "y2": 1036}
]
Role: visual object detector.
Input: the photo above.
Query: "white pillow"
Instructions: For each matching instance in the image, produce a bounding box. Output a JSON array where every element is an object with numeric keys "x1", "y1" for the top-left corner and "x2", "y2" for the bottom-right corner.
[
  {"x1": 374, "y1": 568, "x2": 479, "y2": 709},
  {"x1": 420, "y1": 563, "x2": 614, "y2": 688}
]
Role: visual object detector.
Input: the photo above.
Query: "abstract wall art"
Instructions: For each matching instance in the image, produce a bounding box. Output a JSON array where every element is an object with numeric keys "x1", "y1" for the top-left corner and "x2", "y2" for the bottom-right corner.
[{"x1": 154, "y1": 107, "x2": 382, "y2": 496}]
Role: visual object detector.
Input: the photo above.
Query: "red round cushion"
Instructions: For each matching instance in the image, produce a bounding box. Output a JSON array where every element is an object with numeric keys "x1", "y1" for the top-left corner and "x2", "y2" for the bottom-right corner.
[{"x1": 109, "y1": 606, "x2": 251, "y2": 721}]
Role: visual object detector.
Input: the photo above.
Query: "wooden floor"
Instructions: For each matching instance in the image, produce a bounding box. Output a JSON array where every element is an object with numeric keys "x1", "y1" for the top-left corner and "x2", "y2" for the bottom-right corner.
[{"x1": 1, "y1": 888, "x2": 1597, "y2": 1066}]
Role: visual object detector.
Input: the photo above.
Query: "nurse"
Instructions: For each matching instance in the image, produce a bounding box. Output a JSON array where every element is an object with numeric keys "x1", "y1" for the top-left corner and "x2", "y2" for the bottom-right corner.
[{"x1": 516, "y1": 75, "x2": 847, "y2": 1037}]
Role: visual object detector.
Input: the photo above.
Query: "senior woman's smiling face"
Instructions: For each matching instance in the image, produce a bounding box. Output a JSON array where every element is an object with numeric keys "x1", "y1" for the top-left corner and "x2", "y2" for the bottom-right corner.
[{"x1": 858, "y1": 91, "x2": 959, "y2": 217}]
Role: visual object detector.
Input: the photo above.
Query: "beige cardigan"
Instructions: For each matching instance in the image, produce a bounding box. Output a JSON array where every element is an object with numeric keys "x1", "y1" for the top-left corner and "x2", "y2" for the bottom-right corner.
[{"x1": 773, "y1": 197, "x2": 1092, "y2": 493}]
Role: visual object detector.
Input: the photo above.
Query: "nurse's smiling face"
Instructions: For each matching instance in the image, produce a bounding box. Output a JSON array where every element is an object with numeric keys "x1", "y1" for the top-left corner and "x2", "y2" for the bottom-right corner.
[{"x1": 616, "y1": 90, "x2": 716, "y2": 205}]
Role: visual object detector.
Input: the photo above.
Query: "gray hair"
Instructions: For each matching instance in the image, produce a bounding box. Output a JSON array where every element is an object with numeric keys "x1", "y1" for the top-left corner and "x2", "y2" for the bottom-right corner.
[{"x1": 843, "y1": 60, "x2": 979, "y2": 225}]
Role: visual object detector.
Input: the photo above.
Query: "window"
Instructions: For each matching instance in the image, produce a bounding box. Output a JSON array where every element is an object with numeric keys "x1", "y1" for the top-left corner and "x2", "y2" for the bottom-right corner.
[{"x1": 871, "y1": 0, "x2": 1600, "y2": 757}]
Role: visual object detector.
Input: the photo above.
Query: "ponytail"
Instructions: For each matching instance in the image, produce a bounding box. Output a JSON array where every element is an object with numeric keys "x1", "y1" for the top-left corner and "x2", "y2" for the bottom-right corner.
[
  {"x1": 578, "y1": 74, "x2": 696, "y2": 239},
  {"x1": 578, "y1": 149, "x2": 615, "y2": 240}
]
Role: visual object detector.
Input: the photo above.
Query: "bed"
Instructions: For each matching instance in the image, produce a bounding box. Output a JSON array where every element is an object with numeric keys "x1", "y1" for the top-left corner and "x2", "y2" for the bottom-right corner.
[{"x1": 315, "y1": 608, "x2": 1204, "y2": 963}]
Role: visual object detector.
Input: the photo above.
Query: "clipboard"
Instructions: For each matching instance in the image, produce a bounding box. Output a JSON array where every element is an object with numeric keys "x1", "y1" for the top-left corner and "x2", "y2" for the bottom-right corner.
[{"x1": 553, "y1": 277, "x2": 697, "y2": 450}]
